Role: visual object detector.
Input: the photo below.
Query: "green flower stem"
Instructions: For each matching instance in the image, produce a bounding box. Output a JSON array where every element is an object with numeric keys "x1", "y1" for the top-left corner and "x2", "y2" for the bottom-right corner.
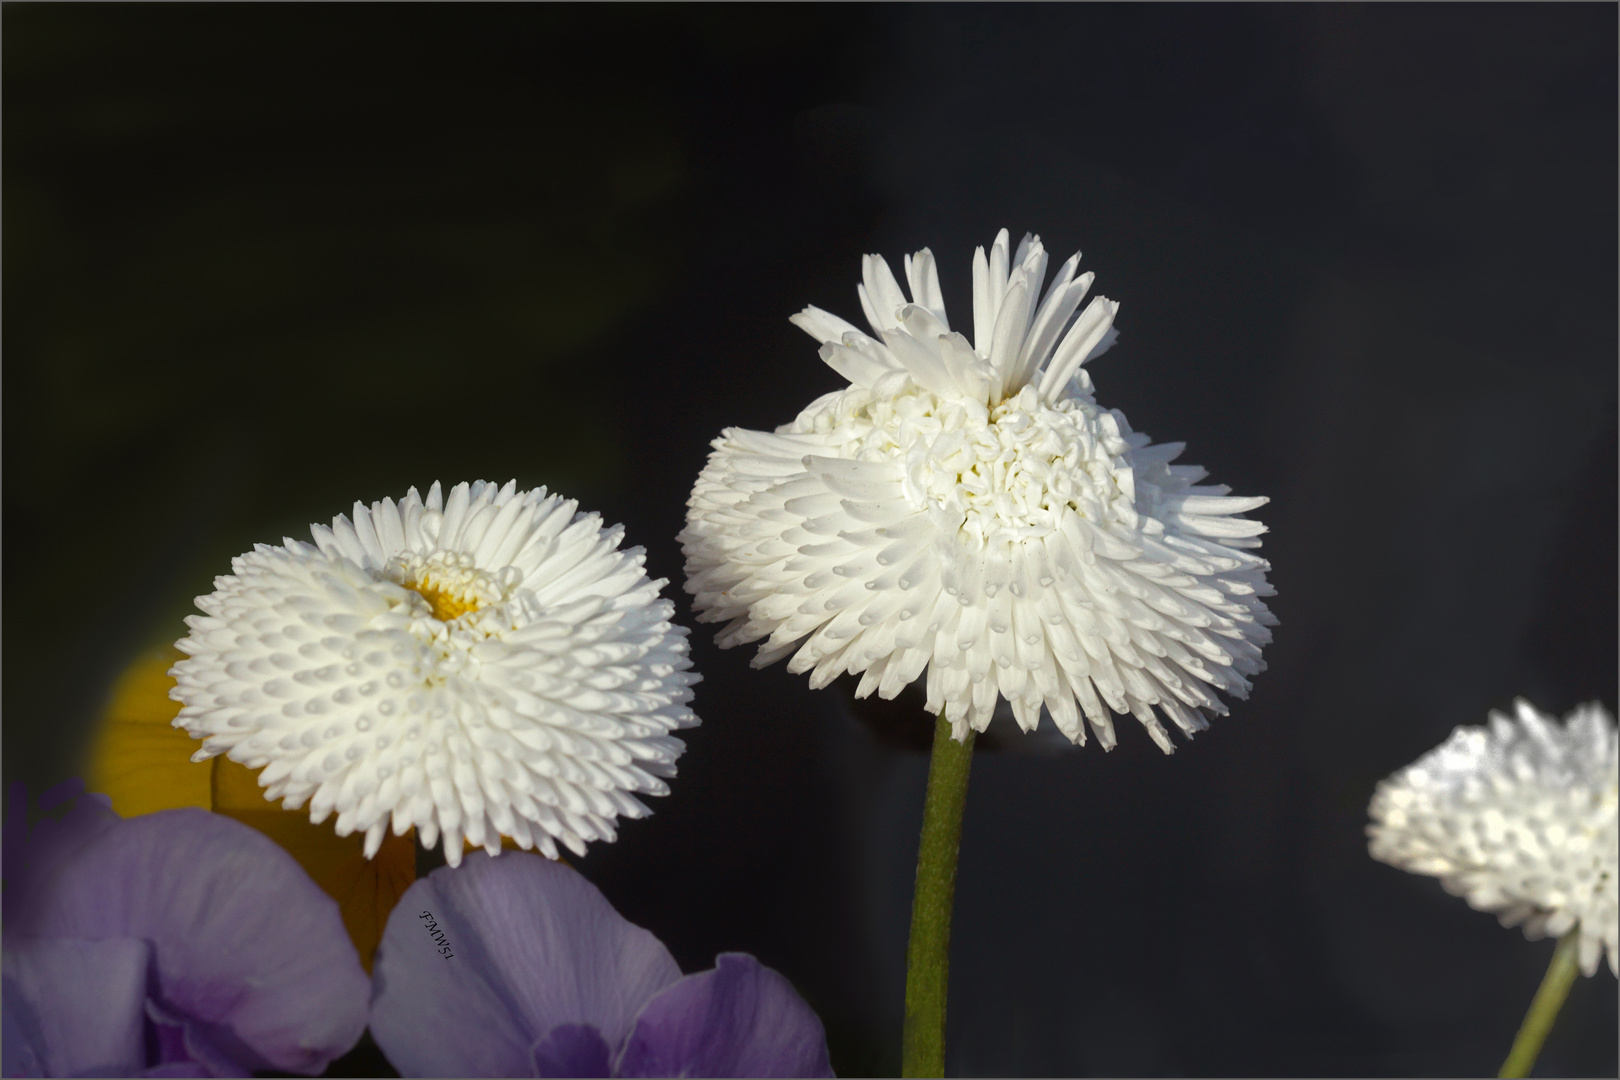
[
  {"x1": 902, "y1": 713, "x2": 976, "y2": 1079},
  {"x1": 1498, "y1": 929, "x2": 1582, "y2": 1078}
]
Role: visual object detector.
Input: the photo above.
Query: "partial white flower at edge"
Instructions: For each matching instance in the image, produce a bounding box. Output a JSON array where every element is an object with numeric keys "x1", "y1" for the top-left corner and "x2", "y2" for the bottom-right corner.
[
  {"x1": 1368, "y1": 699, "x2": 1619, "y2": 978},
  {"x1": 681, "y1": 229, "x2": 1276, "y2": 750},
  {"x1": 172, "y1": 480, "x2": 699, "y2": 868}
]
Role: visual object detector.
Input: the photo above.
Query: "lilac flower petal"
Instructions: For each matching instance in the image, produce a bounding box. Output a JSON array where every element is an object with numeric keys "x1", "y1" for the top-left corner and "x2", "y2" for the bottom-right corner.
[
  {"x1": 144, "y1": 996, "x2": 264, "y2": 1077},
  {"x1": 143, "y1": 1003, "x2": 199, "y2": 1071},
  {"x1": 3, "y1": 781, "x2": 120, "y2": 935},
  {"x1": 1, "y1": 936, "x2": 150, "y2": 1078},
  {"x1": 1, "y1": 1000, "x2": 43, "y2": 1077},
  {"x1": 530, "y1": 1023, "x2": 613, "y2": 1078},
  {"x1": 138, "y1": 1065, "x2": 212, "y2": 1079},
  {"x1": 370, "y1": 852, "x2": 681, "y2": 1078},
  {"x1": 617, "y1": 954, "x2": 834, "y2": 1079},
  {"x1": 18, "y1": 807, "x2": 368, "y2": 1075}
]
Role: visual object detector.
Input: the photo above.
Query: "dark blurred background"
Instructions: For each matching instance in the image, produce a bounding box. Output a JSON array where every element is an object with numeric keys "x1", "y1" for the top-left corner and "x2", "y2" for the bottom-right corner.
[{"x1": 4, "y1": 4, "x2": 1615, "y2": 1076}]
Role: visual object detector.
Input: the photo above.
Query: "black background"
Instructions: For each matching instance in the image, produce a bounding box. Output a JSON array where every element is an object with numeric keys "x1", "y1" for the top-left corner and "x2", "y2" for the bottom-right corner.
[{"x1": 4, "y1": 5, "x2": 1616, "y2": 1076}]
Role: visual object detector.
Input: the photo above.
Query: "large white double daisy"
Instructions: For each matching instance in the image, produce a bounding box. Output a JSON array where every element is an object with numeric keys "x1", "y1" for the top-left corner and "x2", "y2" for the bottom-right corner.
[
  {"x1": 172, "y1": 480, "x2": 699, "y2": 866},
  {"x1": 681, "y1": 230, "x2": 1275, "y2": 748}
]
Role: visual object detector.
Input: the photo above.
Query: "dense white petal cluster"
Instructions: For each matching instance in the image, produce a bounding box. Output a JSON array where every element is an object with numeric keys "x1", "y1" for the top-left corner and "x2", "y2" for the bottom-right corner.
[
  {"x1": 173, "y1": 480, "x2": 698, "y2": 867},
  {"x1": 681, "y1": 230, "x2": 1275, "y2": 749},
  {"x1": 1368, "y1": 699, "x2": 1618, "y2": 977}
]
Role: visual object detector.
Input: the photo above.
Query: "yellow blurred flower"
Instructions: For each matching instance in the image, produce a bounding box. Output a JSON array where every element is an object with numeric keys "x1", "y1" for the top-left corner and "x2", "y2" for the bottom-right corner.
[{"x1": 87, "y1": 646, "x2": 415, "y2": 972}]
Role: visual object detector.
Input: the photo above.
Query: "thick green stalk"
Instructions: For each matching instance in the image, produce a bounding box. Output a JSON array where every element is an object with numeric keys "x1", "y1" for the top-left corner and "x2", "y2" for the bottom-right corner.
[
  {"x1": 902, "y1": 714, "x2": 976, "y2": 1078},
  {"x1": 1498, "y1": 929, "x2": 1582, "y2": 1078}
]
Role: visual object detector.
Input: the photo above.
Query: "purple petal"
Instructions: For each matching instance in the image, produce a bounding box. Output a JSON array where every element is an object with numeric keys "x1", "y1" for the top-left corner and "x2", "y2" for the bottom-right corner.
[
  {"x1": 142, "y1": 997, "x2": 256, "y2": 1077},
  {"x1": 138, "y1": 1065, "x2": 212, "y2": 1079},
  {"x1": 135, "y1": 1003, "x2": 210, "y2": 1075},
  {"x1": 370, "y1": 852, "x2": 681, "y2": 1078},
  {"x1": 617, "y1": 954, "x2": 834, "y2": 1079},
  {"x1": 530, "y1": 1024, "x2": 613, "y2": 1078},
  {"x1": 17, "y1": 808, "x2": 368, "y2": 1075},
  {"x1": 1, "y1": 998, "x2": 44, "y2": 1078},
  {"x1": 2, "y1": 936, "x2": 151, "y2": 1078},
  {"x1": 3, "y1": 781, "x2": 120, "y2": 936},
  {"x1": 143, "y1": 1002, "x2": 197, "y2": 1070}
]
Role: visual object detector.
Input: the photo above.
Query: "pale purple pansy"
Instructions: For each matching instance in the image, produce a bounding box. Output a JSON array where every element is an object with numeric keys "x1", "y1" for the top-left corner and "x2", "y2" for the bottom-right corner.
[
  {"x1": 369, "y1": 852, "x2": 835, "y2": 1078},
  {"x1": 2, "y1": 781, "x2": 369, "y2": 1077}
]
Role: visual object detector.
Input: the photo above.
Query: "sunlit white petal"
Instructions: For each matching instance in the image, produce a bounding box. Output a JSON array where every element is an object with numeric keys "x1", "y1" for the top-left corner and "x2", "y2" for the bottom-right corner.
[
  {"x1": 681, "y1": 230, "x2": 1274, "y2": 749},
  {"x1": 173, "y1": 480, "x2": 699, "y2": 867}
]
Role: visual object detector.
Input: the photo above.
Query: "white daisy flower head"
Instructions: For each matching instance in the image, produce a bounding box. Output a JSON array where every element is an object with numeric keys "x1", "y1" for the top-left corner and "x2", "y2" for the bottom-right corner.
[
  {"x1": 1368, "y1": 699, "x2": 1618, "y2": 977},
  {"x1": 172, "y1": 480, "x2": 699, "y2": 867},
  {"x1": 681, "y1": 229, "x2": 1276, "y2": 750}
]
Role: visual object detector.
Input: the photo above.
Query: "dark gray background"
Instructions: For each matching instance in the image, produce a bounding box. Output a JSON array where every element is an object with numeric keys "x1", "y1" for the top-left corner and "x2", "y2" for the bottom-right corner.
[{"x1": 5, "y1": 5, "x2": 1615, "y2": 1076}]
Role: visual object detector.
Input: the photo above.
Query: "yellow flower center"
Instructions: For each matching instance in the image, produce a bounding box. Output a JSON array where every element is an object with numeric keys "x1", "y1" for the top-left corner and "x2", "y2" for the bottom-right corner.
[
  {"x1": 386, "y1": 551, "x2": 505, "y2": 625},
  {"x1": 408, "y1": 581, "x2": 481, "y2": 622}
]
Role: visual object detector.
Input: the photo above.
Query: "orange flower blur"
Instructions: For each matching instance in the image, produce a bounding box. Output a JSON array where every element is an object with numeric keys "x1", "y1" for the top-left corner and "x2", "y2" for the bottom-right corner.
[{"x1": 87, "y1": 647, "x2": 415, "y2": 972}]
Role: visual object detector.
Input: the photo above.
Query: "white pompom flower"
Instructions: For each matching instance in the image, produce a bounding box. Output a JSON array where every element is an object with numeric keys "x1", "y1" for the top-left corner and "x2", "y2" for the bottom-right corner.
[
  {"x1": 681, "y1": 229, "x2": 1275, "y2": 749},
  {"x1": 172, "y1": 480, "x2": 699, "y2": 867},
  {"x1": 1368, "y1": 699, "x2": 1619, "y2": 978}
]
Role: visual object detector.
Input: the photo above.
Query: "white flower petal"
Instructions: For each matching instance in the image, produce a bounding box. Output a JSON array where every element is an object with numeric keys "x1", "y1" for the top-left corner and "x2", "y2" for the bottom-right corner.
[
  {"x1": 682, "y1": 230, "x2": 1274, "y2": 749},
  {"x1": 903, "y1": 248, "x2": 949, "y2": 328},
  {"x1": 173, "y1": 481, "x2": 699, "y2": 867},
  {"x1": 1368, "y1": 700, "x2": 1619, "y2": 978},
  {"x1": 789, "y1": 305, "x2": 865, "y2": 346}
]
